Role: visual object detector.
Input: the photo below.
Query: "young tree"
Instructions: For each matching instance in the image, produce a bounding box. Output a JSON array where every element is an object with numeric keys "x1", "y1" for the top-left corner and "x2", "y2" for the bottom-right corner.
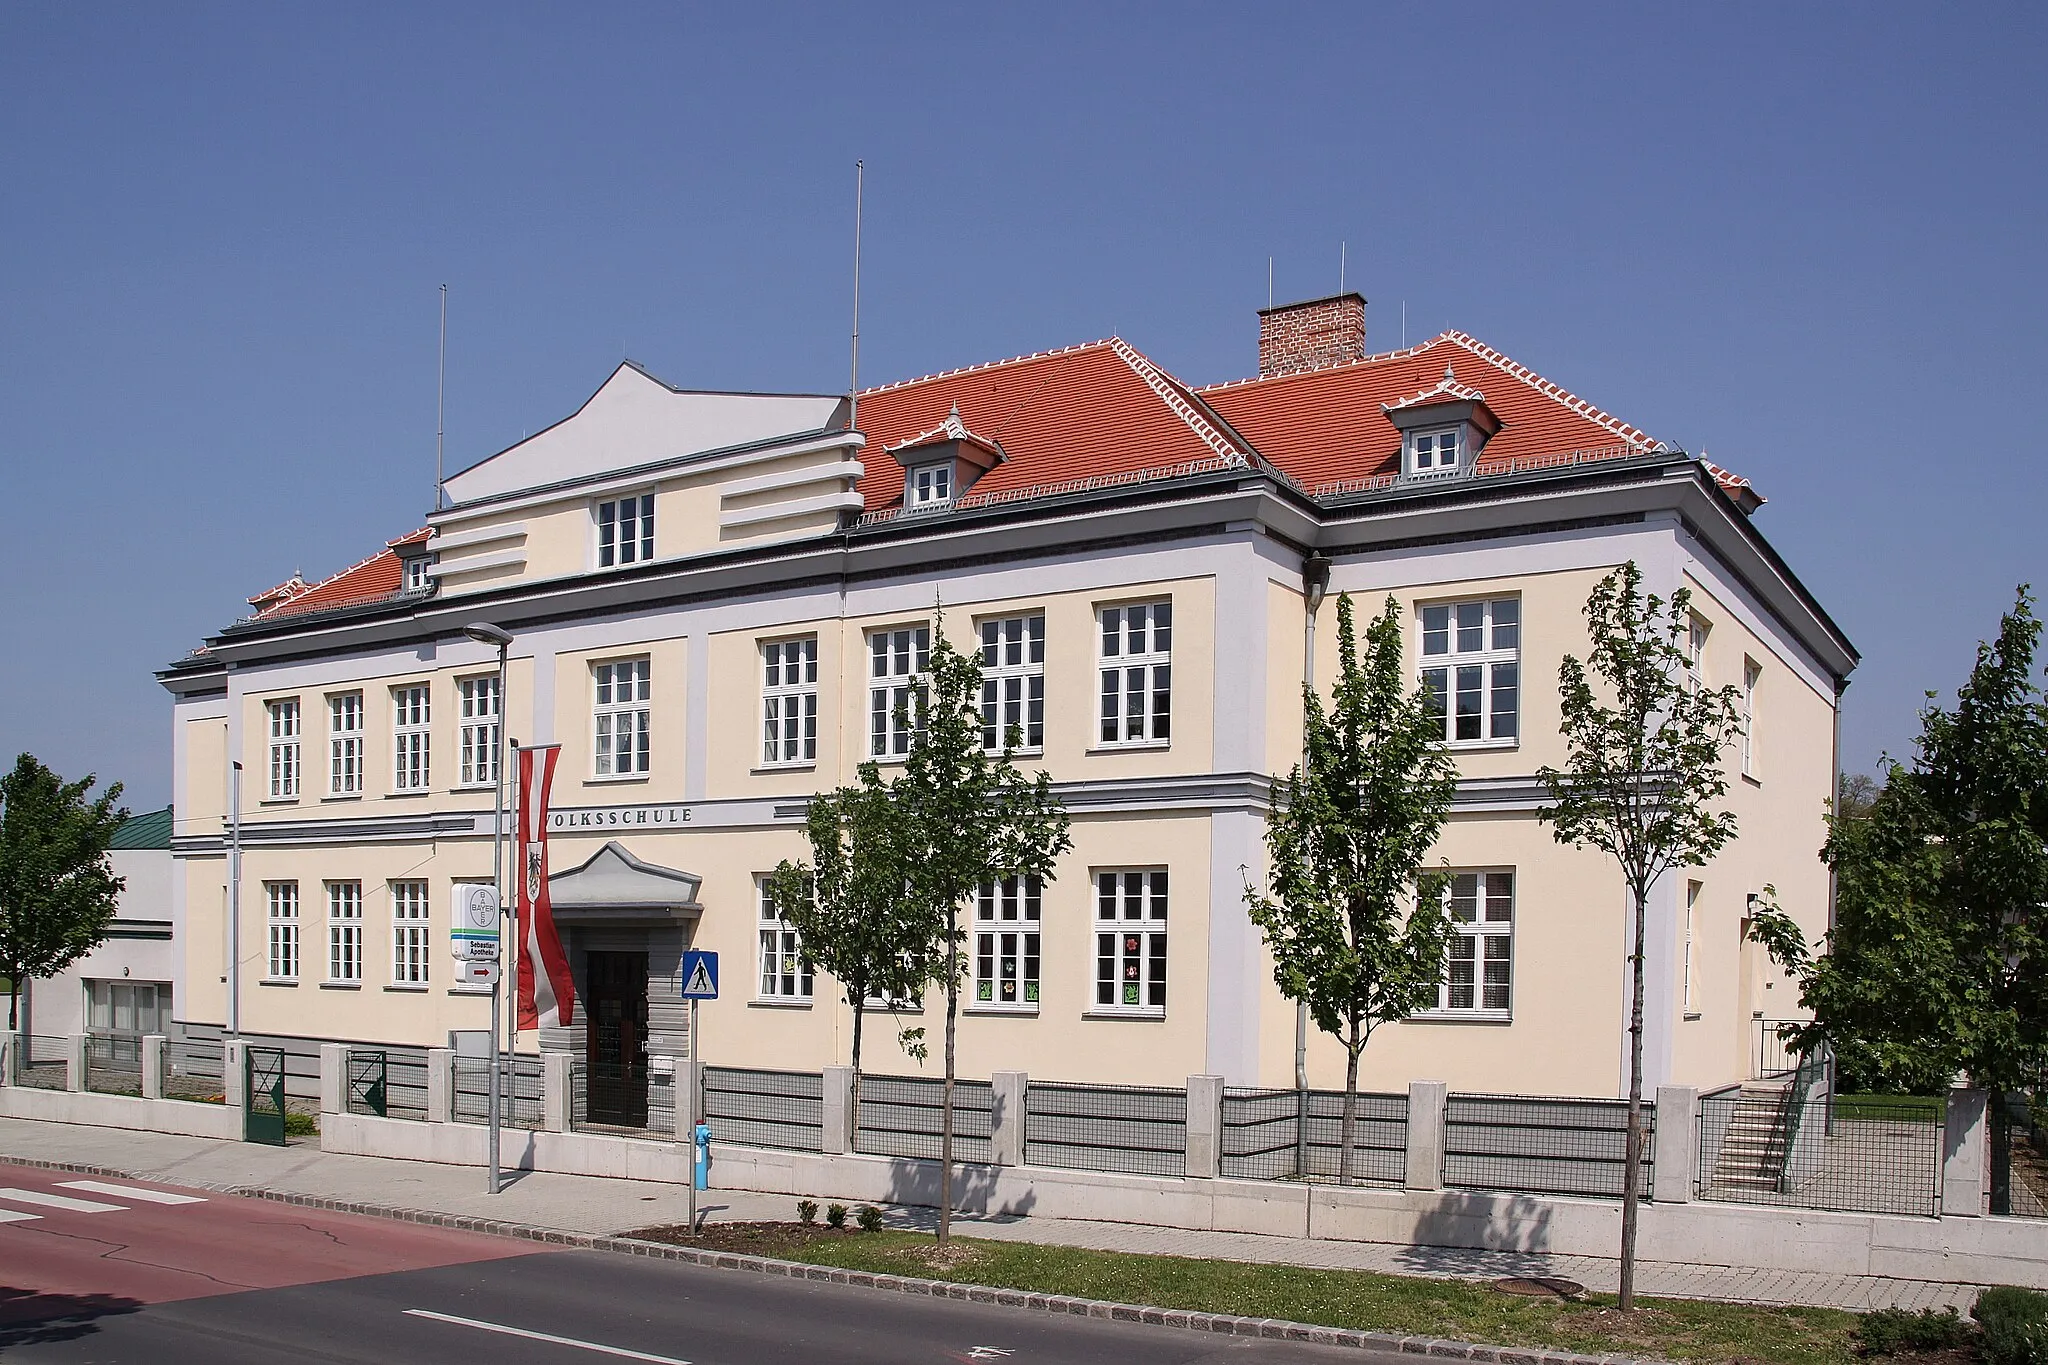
[
  {"x1": 0, "y1": 755, "x2": 128, "y2": 1030},
  {"x1": 1245, "y1": 594, "x2": 1458, "y2": 1183},
  {"x1": 1536, "y1": 563, "x2": 1744, "y2": 1311},
  {"x1": 768, "y1": 774, "x2": 933, "y2": 1079},
  {"x1": 893, "y1": 620, "x2": 1071, "y2": 1245},
  {"x1": 1750, "y1": 588, "x2": 2047, "y2": 1200}
]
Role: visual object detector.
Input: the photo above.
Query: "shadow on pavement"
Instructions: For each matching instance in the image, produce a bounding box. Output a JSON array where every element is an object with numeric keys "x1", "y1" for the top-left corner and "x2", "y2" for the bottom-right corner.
[{"x1": 0, "y1": 1286, "x2": 145, "y2": 1348}]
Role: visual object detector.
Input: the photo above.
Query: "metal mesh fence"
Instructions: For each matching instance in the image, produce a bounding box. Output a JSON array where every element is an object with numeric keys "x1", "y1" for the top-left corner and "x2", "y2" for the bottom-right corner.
[
  {"x1": 12, "y1": 1035, "x2": 68, "y2": 1091},
  {"x1": 703, "y1": 1067, "x2": 823, "y2": 1152},
  {"x1": 856, "y1": 1074, "x2": 993, "y2": 1164},
  {"x1": 1697, "y1": 1089, "x2": 1942, "y2": 1217},
  {"x1": 566, "y1": 1058, "x2": 674, "y2": 1139},
  {"x1": 1444, "y1": 1093, "x2": 1655, "y2": 1200},
  {"x1": 1994, "y1": 1095, "x2": 2048, "y2": 1218},
  {"x1": 452, "y1": 1054, "x2": 544, "y2": 1130},
  {"x1": 1219, "y1": 1087, "x2": 1408, "y2": 1184},
  {"x1": 161, "y1": 1038, "x2": 225, "y2": 1103},
  {"x1": 1026, "y1": 1080, "x2": 1186, "y2": 1177},
  {"x1": 84, "y1": 1036, "x2": 146, "y2": 1095}
]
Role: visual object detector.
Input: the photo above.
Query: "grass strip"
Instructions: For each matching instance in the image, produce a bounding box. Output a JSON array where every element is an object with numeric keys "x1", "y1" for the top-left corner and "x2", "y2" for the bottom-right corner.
[{"x1": 650, "y1": 1226, "x2": 1865, "y2": 1365}]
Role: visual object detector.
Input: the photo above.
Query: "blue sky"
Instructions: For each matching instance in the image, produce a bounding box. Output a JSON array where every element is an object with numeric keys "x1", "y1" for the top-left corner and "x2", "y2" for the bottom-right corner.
[{"x1": 2, "y1": 4, "x2": 2041, "y2": 811}]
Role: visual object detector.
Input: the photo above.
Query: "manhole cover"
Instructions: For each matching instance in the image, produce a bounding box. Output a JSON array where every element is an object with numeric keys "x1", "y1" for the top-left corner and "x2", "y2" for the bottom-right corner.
[{"x1": 1492, "y1": 1277, "x2": 1585, "y2": 1300}]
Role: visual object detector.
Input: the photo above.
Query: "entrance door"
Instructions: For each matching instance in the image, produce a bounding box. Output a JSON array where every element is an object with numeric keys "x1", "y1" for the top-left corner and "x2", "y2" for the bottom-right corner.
[{"x1": 584, "y1": 951, "x2": 649, "y2": 1127}]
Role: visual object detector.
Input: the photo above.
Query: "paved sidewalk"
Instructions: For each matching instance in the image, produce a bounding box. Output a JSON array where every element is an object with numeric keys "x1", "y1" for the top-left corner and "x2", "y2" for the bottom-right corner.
[{"x1": 0, "y1": 1117, "x2": 1978, "y2": 1314}]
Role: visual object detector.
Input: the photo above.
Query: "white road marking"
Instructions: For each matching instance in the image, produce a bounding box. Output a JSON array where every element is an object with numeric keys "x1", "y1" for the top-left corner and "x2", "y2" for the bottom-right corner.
[
  {"x1": 0, "y1": 1188, "x2": 126, "y2": 1213},
  {"x1": 403, "y1": 1309, "x2": 694, "y2": 1363},
  {"x1": 57, "y1": 1180, "x2": 207, "y2": 1205},
  {"x1": 967, "y1": 1351, "x2": 1015, "y2": 1360},
  {"x1": 0, "y1": 1208, "x2": 42, "y2": 1224}
]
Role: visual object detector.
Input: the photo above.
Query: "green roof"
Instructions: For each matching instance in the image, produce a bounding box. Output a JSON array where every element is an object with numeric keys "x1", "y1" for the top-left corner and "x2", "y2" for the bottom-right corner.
[{"x1": 109, "y1": 805, "x2": 173, "y2": 850}]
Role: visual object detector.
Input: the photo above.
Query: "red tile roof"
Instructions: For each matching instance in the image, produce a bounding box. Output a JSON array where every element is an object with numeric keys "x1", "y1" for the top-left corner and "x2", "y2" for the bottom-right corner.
[{"x1": 250, "y1": 528, "x2": 428, "y2": 621}]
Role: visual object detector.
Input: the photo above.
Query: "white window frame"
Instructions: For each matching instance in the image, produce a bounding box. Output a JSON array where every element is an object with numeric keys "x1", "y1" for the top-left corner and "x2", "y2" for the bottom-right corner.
[
  {"x1": 756, "y1": 878, "x2": 813, "y2": 1002},
  {"x1": 459, "y1": 675, "x2": 501, "y2": 788},
  {"x1": 328, "y1": 692, "x2": 364, "y2": 796},
  {"x1": 1407, "y1": 426, "x2": 1462, "y2": 478},
  {"x1": 1096, "y1": 601, "x2": 1172, "y2": 748},
  {"x1": 908, "y1": 463, "x2": 953, "y2": 509},
  {"x1": 266, "y1": 699, "x2": 301, "y2": 799},
  {"x1": 596, "y1": 492, "x2": 655, "y2": 568},
  {"x1": 391, "y1": 880, "x2": 430, "y2": 986},
  {"x1": 1423, "y1": 870, "x2": 1514, "y2": 1020},
  {"x1": 1683, "y1": 880, "x2": 1702, "y2": 1017},
  {"x1": 392, "y1": 684, "x2": 431, "y2": 791},
  {"x1": 979, "y1": 613, "x2": 1046, "y2": 754},
  {"x1": 326, "y1": 880, "x2": 363, "y2": 984},
  {"x1": 593, "y1": 657, "x2": 651, "y2": 777},
  {"x1": 867, "y1": 624, "x2": 930, "y2": 759},
  {"x1": 402, "y1": 556, "x2": 432, "y2": 592},
  {"x1": 1420, "y1": 597, "x2": 1520, "y2": 747},
  {"x1": 1686, "y1": 613, "x2": 1711, "y2": 691},
  {"x1": 975, "y1": 875, "x2": 1042, "y2": 1011},
  {"x1": 1093, "y1": 869, "x2": 1168, "y2": 1016},
  {"x1": 1741, "y1": 657, "x2": 1761, "y2": 778},
  {"x1": 265, "y1": 881, "x2": 299, "y2": 981},
  {"x1": 760, "y1": 637, "x2": 819, "y2": 768}
]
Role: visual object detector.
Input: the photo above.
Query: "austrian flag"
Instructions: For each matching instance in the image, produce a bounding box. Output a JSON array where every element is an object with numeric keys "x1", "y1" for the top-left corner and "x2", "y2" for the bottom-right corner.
[{"x1": 515, "y1": 744, "x2": 575, "y2": 1029}]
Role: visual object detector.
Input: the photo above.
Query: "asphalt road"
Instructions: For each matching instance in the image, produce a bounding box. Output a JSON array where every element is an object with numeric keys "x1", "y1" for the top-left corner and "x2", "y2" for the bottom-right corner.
[{"x1": 0, "y1": 1163, "x2": 1406, "y2": 1365}]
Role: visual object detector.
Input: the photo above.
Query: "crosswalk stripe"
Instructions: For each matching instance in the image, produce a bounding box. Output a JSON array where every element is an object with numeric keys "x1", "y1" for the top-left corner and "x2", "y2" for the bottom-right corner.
[
  {"x1": 0, "y1": 1208, "x2": 42, "y2": 1224},
  {"x1": 0, "y1": 1188, "x2": 127, "y2": 1213},
  {"x1": 57, "y1": 1180, "x2": 206, "y2": 1205}
]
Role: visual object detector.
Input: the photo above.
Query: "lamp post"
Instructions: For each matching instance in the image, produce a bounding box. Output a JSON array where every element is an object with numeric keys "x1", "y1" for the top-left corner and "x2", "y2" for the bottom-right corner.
[{"x1": 463, "y1": 622, "x2": 514, "y2": 1195}]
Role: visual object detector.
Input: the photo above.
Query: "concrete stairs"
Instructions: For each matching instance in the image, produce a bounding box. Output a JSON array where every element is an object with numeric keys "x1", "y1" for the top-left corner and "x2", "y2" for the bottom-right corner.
[{"x1": 1709, "y1": 1081, "x2": 1792, "y2": 1193}]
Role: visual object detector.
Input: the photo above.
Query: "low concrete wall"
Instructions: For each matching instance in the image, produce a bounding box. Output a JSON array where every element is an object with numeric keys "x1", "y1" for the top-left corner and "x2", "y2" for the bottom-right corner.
[{"x1": 0, "y1": 1085, "x2": 242, "y2": 1142}]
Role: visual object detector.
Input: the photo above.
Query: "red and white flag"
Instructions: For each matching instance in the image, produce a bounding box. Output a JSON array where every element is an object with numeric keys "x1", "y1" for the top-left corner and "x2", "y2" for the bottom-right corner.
[{"x1": 515, "y1": 744, "x2": 575, "y2": 1030}]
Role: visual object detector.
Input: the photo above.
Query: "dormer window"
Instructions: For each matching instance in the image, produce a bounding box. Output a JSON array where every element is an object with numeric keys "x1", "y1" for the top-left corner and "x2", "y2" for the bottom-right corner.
[
  {"x1": 911, "y1": 463, "x2": 953, "y2": 508},
  {"x1": 1382, "y1": 363, "x2": 1501, "y2": 486},
  {"x1": 1409, "y1": 428, "x2": 1461, "y2": 477},
  {"x1": 402, "y1": 556, "x2": 432, "y2": 593}
]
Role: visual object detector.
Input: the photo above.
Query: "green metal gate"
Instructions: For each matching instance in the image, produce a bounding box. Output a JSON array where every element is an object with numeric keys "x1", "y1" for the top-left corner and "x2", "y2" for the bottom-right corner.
[
  {"x1": 244, "y1": 1045, "x2": 287, "y2": 1146},
  {"x1": 348, "y1": 1050, "x2": 387, "y2": 1117}
]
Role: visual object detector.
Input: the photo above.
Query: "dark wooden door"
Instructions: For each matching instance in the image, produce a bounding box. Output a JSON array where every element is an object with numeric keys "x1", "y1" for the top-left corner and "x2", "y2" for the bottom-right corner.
[{"x1": 584, "y1": 950, "x2": 649, "y2": 1127}]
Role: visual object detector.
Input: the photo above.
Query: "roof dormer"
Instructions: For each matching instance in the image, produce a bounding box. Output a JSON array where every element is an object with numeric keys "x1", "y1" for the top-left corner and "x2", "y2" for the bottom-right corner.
[
  {"x1": 885, "y1": 403, "x2": 1005, "y2": 511},
  {"x1": 1382, "y1": 364, "x2": 1502, "y2": 483}
]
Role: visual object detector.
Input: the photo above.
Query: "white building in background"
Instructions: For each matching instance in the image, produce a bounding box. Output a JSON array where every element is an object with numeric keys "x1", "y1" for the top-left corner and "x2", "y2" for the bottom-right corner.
[{"x1": 30, "y1": 805, "x2": 178, "y2": 1041}]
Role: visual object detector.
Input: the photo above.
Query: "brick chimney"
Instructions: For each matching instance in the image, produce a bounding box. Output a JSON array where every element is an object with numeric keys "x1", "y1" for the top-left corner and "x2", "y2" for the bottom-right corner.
[{"x1": 1258, "y1": 292, "x2": 1366, "y2": 377}]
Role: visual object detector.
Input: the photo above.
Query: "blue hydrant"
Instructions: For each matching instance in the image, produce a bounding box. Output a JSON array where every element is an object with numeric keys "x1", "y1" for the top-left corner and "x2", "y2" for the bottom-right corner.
[{"x1": 692, "y1": 1121, "x2": 712, "y2": 1190}]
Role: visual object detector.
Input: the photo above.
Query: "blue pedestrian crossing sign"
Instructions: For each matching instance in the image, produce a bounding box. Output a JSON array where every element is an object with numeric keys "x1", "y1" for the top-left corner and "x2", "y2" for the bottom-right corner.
[{"x1": 680, "y1": 950, "x2": 719, "y2": 1000}]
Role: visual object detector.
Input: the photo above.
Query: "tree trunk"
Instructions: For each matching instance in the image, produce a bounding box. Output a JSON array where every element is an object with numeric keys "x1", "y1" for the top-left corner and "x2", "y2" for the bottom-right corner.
[
  {"x1": 1990, "y1": 1087, "x2": 2012, "y2": 1217},
  {"x1": 939, "y1": 907, "x2": 959, "y2": 1245},
  {"x1": 1340, "y1": 1032, "x2": 1361, "y2": 1187},
  {"x1": 1619, "y1": 882, "x2": 1649, "y2": 1311},
  {"x1": 850, "y1": 995, "x2": 866, "y2": 1144}
]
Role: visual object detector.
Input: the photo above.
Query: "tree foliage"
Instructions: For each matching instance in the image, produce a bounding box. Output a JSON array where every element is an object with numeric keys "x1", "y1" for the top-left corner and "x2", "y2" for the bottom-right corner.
[
  {"x1": 1245, "y1": 594, "x2": 1457, "y2": 1182},
  {"x1": 1536, "y1": 562, "x2": 1745, "y2": 1310},
  {"x1": 1751, "y1": 587, "x2": 2047, "y2": 1099},
  {"x1": 0, "y1": 754, "x2": 128, "y2": 1029}
]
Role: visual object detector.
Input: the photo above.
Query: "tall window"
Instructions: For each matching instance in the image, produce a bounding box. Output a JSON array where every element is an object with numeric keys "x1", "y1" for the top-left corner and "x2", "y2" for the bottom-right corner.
[
  {"x1": 597, "y1": 493, "x2": 654, "y2": 568},
  {"x1": 1741, "y1": 658, "x2": 1761, "y2": 777},
  {"x1": 976, "y1": 875, "x2": 1041, "y2": 1009},
  {"x1": 1095, "y1": 870, "x2": 1167, "y2": 1014},
  {"x1": 756, "y1": 879, "x2": 813, "y2": 1001},
  {"x1": 392, "y1": 684, "x2": 431, "y2": 790},
  {"x1": 1686, "y1": 613, "x2": 1711, "y2": 690},
  {"x1": 980, "y1": 614, "x2": 1045, "y2": 753},
  {"x1": 1420, "y1": 598, "x2": 1519, "y2": 744},
  {"x1": 593, "y1": 658, "x2": 651, "y2": 776},
  {"x1": 1098, "y1": 602, "x2": 1172, "y2": 746},
  {"x1": 1683, "y1": 880, "x2": 1702, "y2": 1015},
  {"x1": 327, "y1": 881, "x2": 362, "y2": 983},
  {"x1": 267, "y1": 699, "x2": 300, "y2": 799},
  {"x1": 329, "y1": 693, "x2": 364, "y2": 796},
  {"x1": 1436, "y1": 871, "x2": 1513, "y2": 1015},
  {"x1": 460, "y1": 675, "x2": 501, "y2": 786},
  {"x1": 761, "y1": 637, "x2": 819, "y2": 766},
  {"x1": 391, "y1": 880, "x2": 430, "y2": 986},
  {"x1": 265, "y1": 881, "x2": 299, "y2": 980},
  {"x1": 868, "y1": 625, "x2": 930, "y2": 758}
]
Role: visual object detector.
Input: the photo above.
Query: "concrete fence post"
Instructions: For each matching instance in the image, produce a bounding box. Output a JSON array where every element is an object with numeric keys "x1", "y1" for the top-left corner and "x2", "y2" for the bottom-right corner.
[
  {"x1": 0, "y1": 1033, "x2": 16, "y2": 1087},
  {"x1": 1943, "y1": 1088, "x2": 1989, "y2": 1217},
  {"x1": 1653, "y1": 1085, "x2": 1698, "y2": 1202},
  {"x1": 66, "y1": 1033, "x2": 89, "y2": 1093},
  {"x1": 1405, "y1": 1080, "x2": 1449, "y2": 1191},
  {"x1": 542, "y1": 1051, "x2": 572, "y2": 1133},
  {"x1": 426, "y1": 1048, "x2": 454, "y2": 1123},
  {"x1": 990, "y1": 1071, "x2": 1028, "y2": 1166},
  {"x1": 1185, "y1": 1075, "x2": 1225, "y2": 1179},
  {"x1": 821, "y1": 1065, "x2": 855, "y2": 1156},
  {"x1": 223, "y1": 1039, "x2": 247, "y2": 1110},
  {"x1": 318, "y1": 1044, "x2": 347, "y2": 1115},
  {"x1": 142, "y1": 1035, "x2": 167, "y2": 1101}
]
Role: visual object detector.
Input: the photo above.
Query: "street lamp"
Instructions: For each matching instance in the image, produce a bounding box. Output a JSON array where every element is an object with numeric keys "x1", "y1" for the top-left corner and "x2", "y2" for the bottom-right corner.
[{"x1": 462, "y1": 622, "x2": 513, "y2": 1195}]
